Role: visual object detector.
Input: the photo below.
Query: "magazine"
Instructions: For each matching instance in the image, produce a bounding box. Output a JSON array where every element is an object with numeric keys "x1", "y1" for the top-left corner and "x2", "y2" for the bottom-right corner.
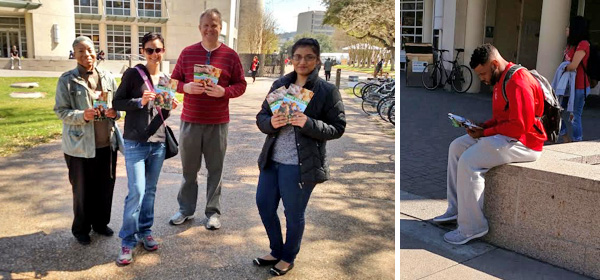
[
  {"x1": 448, "y1": 113, "x2": 482, "y2": 129},
  {"x1": 194, "y1": 64, "x2": 222, "y2": 87},
  {"x1": 154, "y1": 79, "x2": 178, "y2": 110},
  {"x1": 93, "y1": 90, "x2": 108, "y2": 121},
  {"x1": 266, "y1": 84, "x2": 315, "y2": 123}
]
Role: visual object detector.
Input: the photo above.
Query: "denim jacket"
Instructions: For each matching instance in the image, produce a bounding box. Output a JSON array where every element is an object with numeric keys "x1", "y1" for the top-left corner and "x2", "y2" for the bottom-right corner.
[{"x1": 54, "y1": 66, "x2": 120, "y2": 158}]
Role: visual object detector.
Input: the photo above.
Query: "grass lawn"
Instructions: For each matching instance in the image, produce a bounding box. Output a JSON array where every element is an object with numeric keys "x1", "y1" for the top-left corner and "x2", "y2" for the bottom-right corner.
[
  {"x1": 0, "y1": 77, "x2": 121, "y2": 157},
  {"x1": 334, "y1": 64, "x2": 395, "y2": 77}
]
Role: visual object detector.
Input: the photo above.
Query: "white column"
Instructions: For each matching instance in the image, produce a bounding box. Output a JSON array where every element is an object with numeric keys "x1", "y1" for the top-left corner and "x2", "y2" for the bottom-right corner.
[
  {"x1": 422, "y1": 0, "x2": 434, "y2": 43},
  {"x1": 464, "y1": 0, "x2": 486, "y2": 93},
  {"x1": 536, "y1": 0, "x2": 570, "y2": 79}
]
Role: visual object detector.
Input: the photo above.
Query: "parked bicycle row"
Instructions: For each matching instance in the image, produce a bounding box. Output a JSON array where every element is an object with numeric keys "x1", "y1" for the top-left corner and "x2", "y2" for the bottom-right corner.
[
  {"x1": 352, "y1": 77, "x2": 395, "y2": 125},
  {"x1": 421, "y1": 48, "x2": 474, "y2": 93}
]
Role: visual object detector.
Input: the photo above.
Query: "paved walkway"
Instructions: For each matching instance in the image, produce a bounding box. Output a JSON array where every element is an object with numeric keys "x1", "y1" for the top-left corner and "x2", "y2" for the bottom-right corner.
[{"x1": 0, "y1": 72, "x2": 394, "y2": 279}]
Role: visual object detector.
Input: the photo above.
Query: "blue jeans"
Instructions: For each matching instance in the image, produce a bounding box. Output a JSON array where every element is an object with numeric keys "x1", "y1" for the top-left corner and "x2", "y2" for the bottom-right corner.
[
  {"x1": 559, "y1": 87, "x2": 588, "y2": 141},
  {"x1": 256, "y1": 161, "x2": 315, "y2": 264},
  {"x1": 119, "y1": 140, "x2": 166, "y2": 247}
]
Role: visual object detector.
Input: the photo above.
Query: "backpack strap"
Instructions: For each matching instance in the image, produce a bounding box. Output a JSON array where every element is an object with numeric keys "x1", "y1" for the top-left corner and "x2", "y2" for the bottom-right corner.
[{"x1": 502, "y1": 64, "x2": 525, "y2": 111}]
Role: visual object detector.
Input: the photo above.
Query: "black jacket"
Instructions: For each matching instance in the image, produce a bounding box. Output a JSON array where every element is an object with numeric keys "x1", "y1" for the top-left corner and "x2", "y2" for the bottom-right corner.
[
  {"x1": 256, "y1": 68, "x2": 346, "y2": 185},
  {"x1": 112, "y1": 64, "x2": 171, "y2": 142}
]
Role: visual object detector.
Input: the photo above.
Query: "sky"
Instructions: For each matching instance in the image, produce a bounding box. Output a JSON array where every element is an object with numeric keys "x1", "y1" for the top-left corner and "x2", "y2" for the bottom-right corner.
[{"x1": 264, "y1": 0, "x2": 328, "y2": 34}]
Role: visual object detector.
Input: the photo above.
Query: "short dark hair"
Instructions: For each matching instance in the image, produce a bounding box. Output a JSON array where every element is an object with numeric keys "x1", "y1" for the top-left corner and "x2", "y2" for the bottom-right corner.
[
  {"x1": 567, "y1": 16, "x2": 589, "y2": 47},
  {"x1": 291, "y1": 38, "x2": 321, "y2": 58},
  {"x1": 469, "y1": 43, "x2": 496, "y2": 69},
  {"x1": 141, "y1": 32, "x2": 164, "y2": 49}
]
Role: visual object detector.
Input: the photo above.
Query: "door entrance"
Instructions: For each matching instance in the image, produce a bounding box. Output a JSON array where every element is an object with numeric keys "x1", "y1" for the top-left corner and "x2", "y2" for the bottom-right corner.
[{"x1": 0, "y1": 30, "x2": 21, "y2": 58}]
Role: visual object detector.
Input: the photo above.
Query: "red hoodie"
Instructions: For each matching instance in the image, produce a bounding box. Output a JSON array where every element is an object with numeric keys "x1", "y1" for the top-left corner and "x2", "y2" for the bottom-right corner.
[{"x1": 482, "y1": 62, "x2": 546, "y2": 151}]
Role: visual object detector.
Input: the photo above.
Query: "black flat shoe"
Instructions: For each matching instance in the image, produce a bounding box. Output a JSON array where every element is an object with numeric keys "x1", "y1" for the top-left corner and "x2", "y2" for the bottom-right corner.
[
  {"x1": 270, "y1": 263, "x2": 294, "y2": 276},
  {"x1": 253, "y1": 257, "x2": 279, "y2": 266},
  {"x1": 74, "y1": 234, "x2": 91, "y2": 245},
  {"x1": 93, "y1": 226, "x2": 114, "y2": 236}
]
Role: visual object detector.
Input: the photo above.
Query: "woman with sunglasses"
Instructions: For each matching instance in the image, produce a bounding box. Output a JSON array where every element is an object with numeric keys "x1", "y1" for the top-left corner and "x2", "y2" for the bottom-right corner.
[
  {"x1": 112, "y1": 32, "x2": 178, "y2": 266},
  {"x1": 254, "y1": 38, "x2": 346, "y2": 276}
]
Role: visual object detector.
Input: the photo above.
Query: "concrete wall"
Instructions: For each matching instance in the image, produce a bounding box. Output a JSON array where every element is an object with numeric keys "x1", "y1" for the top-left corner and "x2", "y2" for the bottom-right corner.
[
  {"x1": 29, "y1": 0, "x2": 75, "y2": 59},
  {"x1": 493, "y1": 0, "x2": 521, "y2": 62},
  {"x1": 236, "y1": 0, "x2": 263, "y2": 54},
  {"x1": 516, "y1": 0, "x2": 542, "y2": 70},
  {"x1": 297, "y1": 11, "x2": 313, "y2": 35}
]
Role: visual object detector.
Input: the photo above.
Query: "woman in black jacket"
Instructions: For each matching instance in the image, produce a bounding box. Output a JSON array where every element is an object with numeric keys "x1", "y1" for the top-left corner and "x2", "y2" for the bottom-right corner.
[
  {"x1": 253, "y1": 38, "x2": 346, "y2": 276},
  {"x1": 112, "y1": 32, "x2": 177, "y2": 266}
]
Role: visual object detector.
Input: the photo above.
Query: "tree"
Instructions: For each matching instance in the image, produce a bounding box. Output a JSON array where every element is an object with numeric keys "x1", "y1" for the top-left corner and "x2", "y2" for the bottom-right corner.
[
  {"x1": 322, "y1": 0, "x2": 395, "y2": 70},
  {"x1": 280, "y1": 32, "x2": 334, "y2": 56},
  {"x1": 260, "y1": 10, "x2": 280, "y2": 54}
]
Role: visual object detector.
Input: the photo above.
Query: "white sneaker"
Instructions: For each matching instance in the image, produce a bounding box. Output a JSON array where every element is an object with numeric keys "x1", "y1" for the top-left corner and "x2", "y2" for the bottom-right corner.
[
  {"x1": 169, "y1": 212, "x2": 195, "y2": 225},
  {"x1": 18, "y1": 66, "x2": 21, "y2": 70},
  {"x1": 205, "y1": 216, "x2": 221, "y2": 230},
  {"x1": 432, "y1": 212, "x2": 458, "y2": 223},
  {"x1": 443, "y1": 229, "x2": 488, "y2": 245},
  {"x1": 10, "y1": 66, "x2": 14, "y2": 70}
]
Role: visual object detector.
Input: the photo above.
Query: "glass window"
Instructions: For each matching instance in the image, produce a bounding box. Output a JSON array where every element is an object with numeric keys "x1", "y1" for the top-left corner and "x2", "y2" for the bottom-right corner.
[
  {"x1": 400, "y1": 0, "x2": 423, "y2": 45},
  {"x1": 138, "y1": 0, "x2": 162, "y2": 17},
  {"x1": 106, "y1": 25, "x2": 131, "y2": 60},
  {"x1": 74, "y1": 0, "x2": 98, "y2": 14},
  {"x1": 138, "y1": 25, "x2": 162, "y2": 55},
  {"x1": 75, "y1": 23, "x2": 100, "y2": 52},
  {"x1": 0, "y1": 17, "x2": 27, "y2": 58},
  {"x1": 106, "y1": 0, "x2": 131, "y2": 16}
]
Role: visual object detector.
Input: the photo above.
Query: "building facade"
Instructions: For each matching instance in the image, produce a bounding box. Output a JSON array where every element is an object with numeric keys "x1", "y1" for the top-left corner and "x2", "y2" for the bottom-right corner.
[
  {"x1": 296, "y1": 10, "x2": 334, "y2": 36},
  {"x1": 401, "y1": 0, "x2": 599, "y2": 93},
  {"x1": 0, "y1": 0, "x2": 242, "y2": 64}
]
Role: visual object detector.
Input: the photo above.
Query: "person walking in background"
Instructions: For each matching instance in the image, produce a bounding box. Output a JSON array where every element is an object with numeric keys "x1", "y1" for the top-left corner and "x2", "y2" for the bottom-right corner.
[
  {"x1": 113, "y1": 32, "x2": 178, "y2": 266},
  {"x1": 54, "y1": 36, "x2": 120, "y2": 246},
  {"x1": 374, "y1": 58, "x2": 384, "y2": 78},
  {"x1": 323, "y1": 58, "x2": 333, "y2": 81},
  {"x1": 559, "y1": 16, "x2": 590, "y2": 143},
  {"x1": 69, "y1": 50, "x2": 75, "y2": 59},
  {"x1": 251, "y1": 56, "x2": 260, "y2": 83},
  {"x1": 254, "y1": 38, "x2": 346, "y2": 276},
  {"x1": 168, "y1": 8, "x2": 247, "y2": 230},
  {"x1": 10, "y1": 45, "x2": 21, "y2": 70}
]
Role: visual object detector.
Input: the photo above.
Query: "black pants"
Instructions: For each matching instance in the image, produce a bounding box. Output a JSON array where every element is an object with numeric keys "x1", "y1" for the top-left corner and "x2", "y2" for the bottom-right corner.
[
  {"x1": 325, "y1": 71, "x2": 331, "y2": 81},
  {"x1": 64, "y1": 147, "x2": 117, "y2": 236}
]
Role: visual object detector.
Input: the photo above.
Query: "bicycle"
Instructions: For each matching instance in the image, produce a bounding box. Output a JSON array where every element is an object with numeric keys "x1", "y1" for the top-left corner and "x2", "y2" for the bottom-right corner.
[{"x1": 421, "y1": 48, "x2": 473, "y2": 93}]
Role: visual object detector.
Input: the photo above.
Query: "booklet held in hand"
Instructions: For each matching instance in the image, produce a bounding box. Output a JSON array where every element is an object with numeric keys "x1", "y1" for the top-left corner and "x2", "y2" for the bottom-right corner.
[{"x1": 448, "y1": 113, "x2": 482, "y2": 129}]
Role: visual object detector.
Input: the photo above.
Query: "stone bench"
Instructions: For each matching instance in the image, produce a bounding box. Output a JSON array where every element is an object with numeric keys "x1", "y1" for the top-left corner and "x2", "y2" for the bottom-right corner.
[{"x1": 483, "y1": 140, "x2": 600, "y2": 278}]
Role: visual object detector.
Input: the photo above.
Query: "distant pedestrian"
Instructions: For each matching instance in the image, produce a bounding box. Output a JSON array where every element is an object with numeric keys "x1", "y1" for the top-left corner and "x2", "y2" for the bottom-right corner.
[
  {"x1": 69, "y1": 50, "x2": 75, "y2": 59},
  {"x1": 10, "y1": 45, "x2": 21, "y2": 70},
  {"x1": 374, "y1": 58, "x2": 384, "y2": 78},
  {"x1": 254, "y1": 38, "x2": 346, "y2": 276},
  {"x1": 251, "y1": 55, "x2": 260, "y2": 83},
  {"x1": 323, "y1": 58, "x2": 333, "y2": 81}
]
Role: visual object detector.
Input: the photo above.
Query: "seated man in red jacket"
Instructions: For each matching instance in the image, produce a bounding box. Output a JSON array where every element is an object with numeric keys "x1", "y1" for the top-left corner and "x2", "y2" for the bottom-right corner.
[{"x1": 433, "y1": 43, "x2": 547, "y2": 245}]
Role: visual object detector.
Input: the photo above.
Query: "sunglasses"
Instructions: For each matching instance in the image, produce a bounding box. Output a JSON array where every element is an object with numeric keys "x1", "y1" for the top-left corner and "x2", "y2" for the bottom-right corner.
[
  {"x1": 292, "y1": 54, "x2": 317, "y2": 62},
  {"x1": 144, "y1": 48, "x2": 165, "y2": 55},
  {"x1": 206, "y1": 51, "x2": 211, "y2": 65}
]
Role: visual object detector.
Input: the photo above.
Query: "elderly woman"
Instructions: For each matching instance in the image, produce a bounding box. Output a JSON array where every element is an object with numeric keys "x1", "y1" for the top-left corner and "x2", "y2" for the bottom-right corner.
[
  {"x1": 254, "y1": 38, "x2": 346, "y2": 276},
  {"x1": 54, "y1": 36, "x2": 120, "y2": 246}
]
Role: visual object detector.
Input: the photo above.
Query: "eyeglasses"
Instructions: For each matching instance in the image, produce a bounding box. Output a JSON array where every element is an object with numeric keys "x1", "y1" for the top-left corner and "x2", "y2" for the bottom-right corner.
[
  {"x1": 292, "y1": 54, "x2": 317, "y2": 62},
  {"x1": 144, "y1": 48, "x2": 164, "y2": 55},
  {"x1": 206, "y1": 51, "x2": 211, "y2": 65}
]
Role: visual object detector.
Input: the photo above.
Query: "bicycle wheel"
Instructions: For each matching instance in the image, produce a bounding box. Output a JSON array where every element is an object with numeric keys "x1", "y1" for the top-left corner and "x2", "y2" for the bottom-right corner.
[
  {"x1": 377, "y1": 96, "x2": 395, "y2": 122},
  {"x1": 422, "y1": 64, "x2": 441, "y2": 90},
  {"x1": 353, "y1": 82, "x2": 367, "y2": 98},
  {"x1": 361, "y1": 84, "x2": 379, "y2": 100},
  {"x1": 361, "y1": 91, "x2": 381, "y2": 115},
  {"x1": 388, "y1": 101, "x2": 395, "y2": 125},
  {"x1": 451, "y1": 65, "x2": 473, "y2": 93}
]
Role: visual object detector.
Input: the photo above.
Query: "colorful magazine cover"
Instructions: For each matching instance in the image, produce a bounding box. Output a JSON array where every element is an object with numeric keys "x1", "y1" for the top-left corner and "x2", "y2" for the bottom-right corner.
[
  {"x1": 154, "y1": 79, "x2": 178, "y2": 110},
  {"x1": 281, "y1": 84, "x2": 314, "y2": 121},
  {"x1": 267, "y1": 86, "x2": 287, "y2": 114},
  {"x1": 194, "y1": 64, "x2": 222, "y2": 87},
  {"x1": 93, "y1": 90, "x2": 108, "y2": 121}
]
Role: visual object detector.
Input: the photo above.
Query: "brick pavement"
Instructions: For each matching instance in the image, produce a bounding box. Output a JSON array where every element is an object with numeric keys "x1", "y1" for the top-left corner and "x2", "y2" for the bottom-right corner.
[{"x1": 400, "y1": 72, "x2": 600, "y2": 200}]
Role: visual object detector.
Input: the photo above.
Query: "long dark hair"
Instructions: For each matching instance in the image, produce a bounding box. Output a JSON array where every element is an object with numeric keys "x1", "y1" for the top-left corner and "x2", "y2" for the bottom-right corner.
[{"x1": 567, "y1": 16, "x2": 589, "y2": 47}]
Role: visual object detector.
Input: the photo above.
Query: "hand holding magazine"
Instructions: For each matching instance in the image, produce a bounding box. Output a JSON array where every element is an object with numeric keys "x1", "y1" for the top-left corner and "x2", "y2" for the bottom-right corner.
[
  {"x1": 448, "y1": 113, "x2": 482, "y2": 130},
  {"x1": 154, "y1": 78, "x2": 178, "y2": 110},
  {"x1": 194, "y1": 64, "x2": 222, "y2": 87},
  {"x1": 266, "y1": 84, "x2": 315, "y2": 124}
]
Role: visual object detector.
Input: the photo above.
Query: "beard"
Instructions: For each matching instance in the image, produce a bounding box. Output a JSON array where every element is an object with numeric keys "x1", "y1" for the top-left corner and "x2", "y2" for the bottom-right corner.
[{"x1": 489, "y1": 65, "x2": 500, "y2": 86}]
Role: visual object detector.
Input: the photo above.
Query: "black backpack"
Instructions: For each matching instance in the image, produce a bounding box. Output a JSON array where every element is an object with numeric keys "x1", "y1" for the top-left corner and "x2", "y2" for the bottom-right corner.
[
  {"x1": 502, "y1": 65, "x2": 563, "y2": 143},
  {"x1": 581, "y1": 44, "x2": 600, "y2": 89}
]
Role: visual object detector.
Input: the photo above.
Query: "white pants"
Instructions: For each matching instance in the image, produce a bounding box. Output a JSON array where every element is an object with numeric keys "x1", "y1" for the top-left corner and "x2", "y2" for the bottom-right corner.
[
  {"x1": 11, "y1": 57, "x2": 20, "y2": 67},
  {"x1": 446, "y1": 134, "x2": 542, "y2": 235}
]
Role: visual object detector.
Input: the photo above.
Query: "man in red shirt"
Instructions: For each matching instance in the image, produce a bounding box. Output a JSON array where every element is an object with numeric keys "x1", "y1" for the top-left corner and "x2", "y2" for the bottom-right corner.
[
  {"x1": 169, "y1": 8, "x2": 247, "y2": 230},
  {"x1": 433, "y1": 44, "x2": 546, "y2": 245}
]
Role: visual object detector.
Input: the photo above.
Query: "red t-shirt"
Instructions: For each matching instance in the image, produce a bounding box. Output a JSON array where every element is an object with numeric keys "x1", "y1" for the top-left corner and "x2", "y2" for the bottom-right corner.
[
  {"x1": 482, "y1": 62, "x2": 546, "y2": 151},
  {"x1": 171, "y1": 42, "x2": 247, "y2": 124},
  {"x1": 564, "y1": 40, "x2": 590, "y2": 89}
]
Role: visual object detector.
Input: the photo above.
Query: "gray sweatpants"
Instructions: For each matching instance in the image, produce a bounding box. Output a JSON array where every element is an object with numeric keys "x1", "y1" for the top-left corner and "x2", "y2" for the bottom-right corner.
[
  {"x1": 177, "y1": 121, "x2": 228, "y2": 218},
  {"x1": 446, "y1": 134, "x2": 541, "y2": 235}
]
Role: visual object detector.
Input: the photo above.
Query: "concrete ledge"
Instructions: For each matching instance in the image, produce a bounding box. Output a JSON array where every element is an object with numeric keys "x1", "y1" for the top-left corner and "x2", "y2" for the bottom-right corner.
[{"x1": 483, "y1": 140, "x2": 600, "y2": 278}]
